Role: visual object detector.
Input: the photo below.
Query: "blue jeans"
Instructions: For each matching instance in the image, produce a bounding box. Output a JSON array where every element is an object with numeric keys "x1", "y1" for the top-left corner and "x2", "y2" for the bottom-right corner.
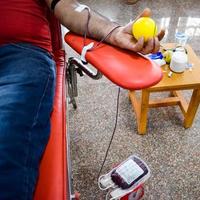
[{"x1": 0, "y1": 43, "x2": 56, "y2": 200}]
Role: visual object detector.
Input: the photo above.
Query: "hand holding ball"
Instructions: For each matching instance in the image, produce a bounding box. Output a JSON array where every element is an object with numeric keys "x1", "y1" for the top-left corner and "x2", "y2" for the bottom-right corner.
[{"x1": 132, "y1": 17, "x2": 157, "y2": 42}]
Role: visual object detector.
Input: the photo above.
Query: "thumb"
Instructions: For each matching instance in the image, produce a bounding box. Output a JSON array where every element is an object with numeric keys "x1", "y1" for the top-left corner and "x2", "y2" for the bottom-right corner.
[
  {"x1": 124, "y1": 8, "x2": 152, "y2": 32},
  {"x1": 137, "y1": 8, "x2": 152, "y2": 19}
]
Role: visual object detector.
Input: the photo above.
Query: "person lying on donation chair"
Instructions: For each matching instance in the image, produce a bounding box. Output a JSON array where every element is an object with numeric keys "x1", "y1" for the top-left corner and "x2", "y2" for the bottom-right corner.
[{"x1": 0, "y1": 0, "x2": 164, "y2": 199}]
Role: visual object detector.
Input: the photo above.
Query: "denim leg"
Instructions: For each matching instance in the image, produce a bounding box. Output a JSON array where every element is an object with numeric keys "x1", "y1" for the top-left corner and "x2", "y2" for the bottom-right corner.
[{"x1": 0, "y1": 43, "x2": 56, "y2": 200}]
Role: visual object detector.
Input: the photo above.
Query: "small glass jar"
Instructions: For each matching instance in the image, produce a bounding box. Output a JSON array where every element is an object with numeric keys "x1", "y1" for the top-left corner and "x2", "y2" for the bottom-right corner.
[{"x1": 175, "y1": 32, "x2": 188, "y2": 47}]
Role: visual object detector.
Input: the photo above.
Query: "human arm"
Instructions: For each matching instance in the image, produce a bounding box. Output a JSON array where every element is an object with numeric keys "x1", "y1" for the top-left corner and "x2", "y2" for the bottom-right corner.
[{"x1": 45, "y1": 0, "x2": 165, "y2": 54}]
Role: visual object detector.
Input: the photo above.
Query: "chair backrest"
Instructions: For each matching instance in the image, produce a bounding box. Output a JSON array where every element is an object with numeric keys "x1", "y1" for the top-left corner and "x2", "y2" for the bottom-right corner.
[
  {"x1": 34, "y1": 13, "x2": 70, "y2": 200},
  {"x1": 48, "y1": 13, "x2": 63, "y2": 52}
]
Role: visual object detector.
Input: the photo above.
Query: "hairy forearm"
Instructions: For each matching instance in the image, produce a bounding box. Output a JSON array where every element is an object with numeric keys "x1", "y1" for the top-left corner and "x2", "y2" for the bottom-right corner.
[{"x1": 45, "y1": 0, "x2": 119, "y2": 43}]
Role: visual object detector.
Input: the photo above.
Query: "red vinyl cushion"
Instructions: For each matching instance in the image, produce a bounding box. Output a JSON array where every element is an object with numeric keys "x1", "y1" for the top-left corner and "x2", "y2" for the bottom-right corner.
[
  {"x1": 34, "y1": 50, "x2": 68, "y2": 200},
  {"x1": 65, "y1": 33, "x2": 163, "y2": 90}
]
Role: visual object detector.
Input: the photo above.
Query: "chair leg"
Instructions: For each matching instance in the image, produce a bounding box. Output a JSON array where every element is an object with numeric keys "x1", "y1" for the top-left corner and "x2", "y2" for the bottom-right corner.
[{"x1": 67, "y1": 63, "x2": 78, "y2": 110}]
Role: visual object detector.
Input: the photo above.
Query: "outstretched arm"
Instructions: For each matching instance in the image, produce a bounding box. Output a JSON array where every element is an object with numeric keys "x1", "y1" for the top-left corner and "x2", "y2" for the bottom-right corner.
[{"x1": 45, "y1": 0, "x2": 165, "y2": 54}]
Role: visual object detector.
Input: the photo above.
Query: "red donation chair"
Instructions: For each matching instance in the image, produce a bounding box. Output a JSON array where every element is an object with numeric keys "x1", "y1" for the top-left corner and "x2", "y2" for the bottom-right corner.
[
  {"x1": 33, "y1": 15, "x2": 72, "y2": 200},
  {"x1": 34, "y1": 13, "x2": 163, "y2": 200}
]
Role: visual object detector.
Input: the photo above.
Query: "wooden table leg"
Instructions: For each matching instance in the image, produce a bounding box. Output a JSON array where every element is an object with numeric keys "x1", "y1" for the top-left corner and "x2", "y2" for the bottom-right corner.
[
  {"x1": 138, "y1": 90, "x2": 150, "y2": 134},
  {"x1": 184, "y1": 88, "x2": 200, "y2": 128}
]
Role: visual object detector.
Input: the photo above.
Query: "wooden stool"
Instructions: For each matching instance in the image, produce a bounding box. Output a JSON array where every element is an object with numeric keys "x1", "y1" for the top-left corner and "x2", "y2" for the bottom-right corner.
[{"x1": 129, "y1": 44, "x2": 200, "y2": 134}]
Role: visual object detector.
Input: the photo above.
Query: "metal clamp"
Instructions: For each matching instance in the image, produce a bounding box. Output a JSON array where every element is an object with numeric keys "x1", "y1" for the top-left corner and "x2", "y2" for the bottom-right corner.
[{"x1": 66, "y1": 57, "x2": 102, "y2": 109}]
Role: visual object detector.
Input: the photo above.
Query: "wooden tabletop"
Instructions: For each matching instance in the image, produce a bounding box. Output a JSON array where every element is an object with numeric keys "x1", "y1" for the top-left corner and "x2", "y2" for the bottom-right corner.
[{"x1": 149, "y1": 43, "x2": 200, "y2": 91}]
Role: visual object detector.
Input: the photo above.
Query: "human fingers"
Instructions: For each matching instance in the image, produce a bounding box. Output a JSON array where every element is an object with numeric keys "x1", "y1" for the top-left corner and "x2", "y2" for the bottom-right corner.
[
  {"x1": 131, "y1": 37, "x2": 145, "y2": 52},
  {"x1": 140, "y1": 38, "x2": 154, "y2": 54},
  {"x1": 136, "y1": 8, "x2": 152, "y2": 19},
  {"x1": 152, "y1": 37, "x2": 160, "y2": 53},
  {"x1": 123, "y1": 8, "x2": 152, "y2": 33},
  {"x1": 157, "y1": 29, "x2": 165, "y2": 41}
]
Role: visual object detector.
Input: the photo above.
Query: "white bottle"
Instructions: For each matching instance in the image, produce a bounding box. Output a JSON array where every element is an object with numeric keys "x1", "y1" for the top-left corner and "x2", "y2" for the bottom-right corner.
[{"x1": 170, "y1": 48, "x2": 188, "y2": 73}]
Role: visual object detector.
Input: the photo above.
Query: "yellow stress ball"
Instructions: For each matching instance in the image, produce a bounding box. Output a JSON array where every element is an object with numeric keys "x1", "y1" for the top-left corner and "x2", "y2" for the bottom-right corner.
[{"x1": 132, "y1": 17, "x2": 157, "y2": 42}]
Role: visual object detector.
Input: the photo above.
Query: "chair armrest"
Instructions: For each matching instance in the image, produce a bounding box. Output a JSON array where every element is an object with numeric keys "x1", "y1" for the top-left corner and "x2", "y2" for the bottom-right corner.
[{"x1": 65, "y1": 32, "x2": 163, "y2": 90}]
